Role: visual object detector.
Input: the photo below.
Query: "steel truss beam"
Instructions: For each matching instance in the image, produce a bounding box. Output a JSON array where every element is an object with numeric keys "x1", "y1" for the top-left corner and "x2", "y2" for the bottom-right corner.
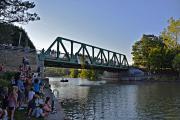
[{"x1": 39, "y1": 37, "x2": 129, "y2": 70}]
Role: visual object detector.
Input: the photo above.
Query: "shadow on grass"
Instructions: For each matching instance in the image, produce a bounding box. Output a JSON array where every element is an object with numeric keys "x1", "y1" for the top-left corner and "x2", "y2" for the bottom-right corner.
[{"x1": 15, "y1": 110, "x2": 44, "y2": 120}]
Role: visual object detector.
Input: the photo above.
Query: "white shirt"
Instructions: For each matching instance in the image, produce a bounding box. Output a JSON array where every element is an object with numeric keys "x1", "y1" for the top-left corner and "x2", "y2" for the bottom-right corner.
[{"x1": 28, "y1": 91, "x2": 35, "y2": 102}]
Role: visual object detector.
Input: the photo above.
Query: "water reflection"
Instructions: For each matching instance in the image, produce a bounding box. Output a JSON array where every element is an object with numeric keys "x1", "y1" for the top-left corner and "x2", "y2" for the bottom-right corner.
[
  {"x1": 49, "y1": 78, "x2": 90, "y2": 100},
  {"x1": 135, "y1": 83, "x2": 180, "y2": 119},
  {"x1": 49, "y1": 78, "x2": 180, "y2": 120}
]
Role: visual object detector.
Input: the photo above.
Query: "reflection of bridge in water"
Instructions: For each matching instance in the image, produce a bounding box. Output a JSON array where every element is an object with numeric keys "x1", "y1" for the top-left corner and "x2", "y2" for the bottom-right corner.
[{"x1": 38, "y1": 37, "x2": 129, "y2": 72}]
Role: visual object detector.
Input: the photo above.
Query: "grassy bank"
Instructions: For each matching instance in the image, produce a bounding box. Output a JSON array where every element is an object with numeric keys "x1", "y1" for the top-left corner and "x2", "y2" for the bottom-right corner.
[
  {"x1": 0, "y1": 72, "x2": 44, "y2": 120},
  {"x1": 15, "y1": 110, "x2": 43, "y2": 120}
]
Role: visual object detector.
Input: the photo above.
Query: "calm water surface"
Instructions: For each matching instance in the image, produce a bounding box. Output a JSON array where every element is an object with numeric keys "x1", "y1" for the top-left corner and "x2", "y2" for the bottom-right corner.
[{"x1": 49, "y1": 77, "x2": 180, "y2": 120}]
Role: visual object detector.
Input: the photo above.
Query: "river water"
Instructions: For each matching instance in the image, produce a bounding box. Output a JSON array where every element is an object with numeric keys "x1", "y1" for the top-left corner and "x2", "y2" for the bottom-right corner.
[{"x1": 49, "y1": 77, "x2": 180, "y2": 120}]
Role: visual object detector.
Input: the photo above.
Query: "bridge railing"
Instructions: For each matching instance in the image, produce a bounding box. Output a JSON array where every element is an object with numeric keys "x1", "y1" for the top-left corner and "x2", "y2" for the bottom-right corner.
[{"x1": 39, "y1": 37, "x2": 129, "y2": 69}]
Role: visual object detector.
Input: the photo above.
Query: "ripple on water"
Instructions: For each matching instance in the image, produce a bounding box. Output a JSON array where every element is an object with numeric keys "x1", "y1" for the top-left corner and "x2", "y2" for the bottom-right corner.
[{"x1": 49, "y1": 78, "x2": 180, "y2": 120}]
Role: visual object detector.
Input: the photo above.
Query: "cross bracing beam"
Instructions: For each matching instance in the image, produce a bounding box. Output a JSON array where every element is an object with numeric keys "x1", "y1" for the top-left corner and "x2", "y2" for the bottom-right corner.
[{"x1": 39, "y1": 37, "x2": 129, "y2": 71}]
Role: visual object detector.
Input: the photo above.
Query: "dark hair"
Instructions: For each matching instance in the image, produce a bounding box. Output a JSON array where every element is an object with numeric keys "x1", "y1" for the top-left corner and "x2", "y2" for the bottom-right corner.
[
  {"x1": 39, "y1": 104, "x2": 43, "y2": 108},
  {"x1": 34, "y1": 78, "x2": 39, "y2": 83},
  {"x1": 30, "y1": 88, "x2": 34, "y2": 91},
  {"x1": 14, "y1": 72, "x2": 20, "y2": 80},
  {"x1": 45, "y1": 97, "x2": 50, "y2": 104}
]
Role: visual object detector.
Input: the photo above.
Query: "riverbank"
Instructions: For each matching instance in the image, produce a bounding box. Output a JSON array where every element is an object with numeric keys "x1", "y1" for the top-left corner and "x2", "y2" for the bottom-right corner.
[
  {"x1": 42, "y1": 78, "x2": 65, "y2": 120},
  {"x1": 102, "y1": 73, "x2": 180, "y2": 83}
]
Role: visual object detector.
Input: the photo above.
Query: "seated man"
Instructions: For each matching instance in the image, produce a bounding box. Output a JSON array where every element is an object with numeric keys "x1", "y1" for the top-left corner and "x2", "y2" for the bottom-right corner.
[{"x1": 32, "y1": 104, "x2": 45, "y2": 118}]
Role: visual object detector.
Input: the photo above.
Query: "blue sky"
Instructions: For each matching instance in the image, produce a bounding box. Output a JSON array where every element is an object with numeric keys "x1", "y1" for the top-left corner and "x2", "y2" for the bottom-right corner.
[{"x1": 22, "y1": 0, "x2": 180, "y2": 64}]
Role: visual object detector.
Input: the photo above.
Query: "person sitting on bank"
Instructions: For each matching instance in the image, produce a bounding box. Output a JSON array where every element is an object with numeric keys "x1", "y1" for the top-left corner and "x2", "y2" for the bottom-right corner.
[
  {"x1": 43, "y1": 97, "x2": 52, "y2": 116},
  {"x1": 32, "y1": 104, "x2": 45, "y2": 118}
]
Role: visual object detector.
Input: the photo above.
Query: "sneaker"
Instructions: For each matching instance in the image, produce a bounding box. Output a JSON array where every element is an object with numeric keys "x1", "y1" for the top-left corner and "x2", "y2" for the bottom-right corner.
[{"x1": 51, "y1": 109, "x2": 57, "y2": 114}]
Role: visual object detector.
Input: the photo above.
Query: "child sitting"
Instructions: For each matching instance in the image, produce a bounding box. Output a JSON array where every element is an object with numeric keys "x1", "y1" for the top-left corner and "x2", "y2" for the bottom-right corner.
[{"x1": 43, "y1": 97, "x2": 52, "y2": 116}]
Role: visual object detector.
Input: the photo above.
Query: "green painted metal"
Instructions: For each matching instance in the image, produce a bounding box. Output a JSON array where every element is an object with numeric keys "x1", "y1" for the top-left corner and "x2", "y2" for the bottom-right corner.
[{"x1": 39, "y1": 37, "x2": 129, "y2": 70}]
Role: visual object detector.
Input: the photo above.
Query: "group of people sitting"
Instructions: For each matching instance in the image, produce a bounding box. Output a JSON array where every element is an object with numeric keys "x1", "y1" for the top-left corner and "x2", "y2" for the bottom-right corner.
[{"x1": 0, "y1": 60, "x2": 54, "y2": 120}]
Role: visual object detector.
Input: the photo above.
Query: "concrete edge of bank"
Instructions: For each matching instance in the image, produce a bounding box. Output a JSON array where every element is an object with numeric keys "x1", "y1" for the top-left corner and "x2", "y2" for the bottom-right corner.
[{"x1": 43, "y1": 78, "x2": 66, "y2": 120}]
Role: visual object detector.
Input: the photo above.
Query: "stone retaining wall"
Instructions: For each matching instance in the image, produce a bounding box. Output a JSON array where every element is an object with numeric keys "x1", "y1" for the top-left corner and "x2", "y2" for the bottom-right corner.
[{"x1": 0, "y1": 48, "x2": 37, "y2": 71}]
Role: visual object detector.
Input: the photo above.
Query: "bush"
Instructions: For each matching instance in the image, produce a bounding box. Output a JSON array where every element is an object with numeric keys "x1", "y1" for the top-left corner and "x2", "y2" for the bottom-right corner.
[
  {"x1": 0, "y1": 71, "x2": 16, "y2": 80},
  {"x1": 0, "y1": 79, "x2": 10, "y2": 87}
]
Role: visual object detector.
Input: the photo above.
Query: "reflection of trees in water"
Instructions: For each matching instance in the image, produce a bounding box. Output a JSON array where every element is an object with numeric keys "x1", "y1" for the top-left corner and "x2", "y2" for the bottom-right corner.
[
  {"x1": 136, "y1": 83, "x2": 180, "y2": 119},
  {"x1": 79, "y1": 85, "x2": 139, "y2": 120},
  {"x1": 50, "y1": 81, "x2": 69, "y2": 89},
  {"x1": 62, "y1": 85, "x2": 136, "y2": 120},
  {"x1": 60, "y1": 94, "x2": 90, "y2": 119}
]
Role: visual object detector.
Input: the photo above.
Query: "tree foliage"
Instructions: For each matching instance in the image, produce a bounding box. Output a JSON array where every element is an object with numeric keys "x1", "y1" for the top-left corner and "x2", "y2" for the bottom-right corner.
[
  {"x1": 132, "y1": 18, "x2": 180, "y2": 72},
  {"x1": 172, "y1": 53, "x2": 180, "y2": 77},
  {"x1": 0, "y1": 23, "x2": 35, "y2": 49},
  {"x1": 0, "y1": 0, "x2": 40, "y2": 23},
  {"x1": 45, "y1": 67, "x2": 68, "y2": 77},
  {"x1": 69, "y1": 68, "x2": 78, "y2": 78},
  {"x1": 79, "y1": 69, "x2": 89, "y2": 79},
  {"x1": 132, "y1": 34, "x2": 164, "y2": 70},
  {"x1": 161, "y1": 17, "x2": 180, "y2": 49}
]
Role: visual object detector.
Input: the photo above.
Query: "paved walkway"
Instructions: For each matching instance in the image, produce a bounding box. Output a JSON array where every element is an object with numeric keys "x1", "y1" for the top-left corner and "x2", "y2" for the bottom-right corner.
[{"x1": 44, "y1": 88, "x2": 65, "y2": 120}]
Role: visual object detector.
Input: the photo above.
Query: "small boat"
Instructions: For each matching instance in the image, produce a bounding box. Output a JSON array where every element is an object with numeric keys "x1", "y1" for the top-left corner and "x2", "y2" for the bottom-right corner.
[{"x1": 60, "y1": 78, "x2": 68, "y2": 82}]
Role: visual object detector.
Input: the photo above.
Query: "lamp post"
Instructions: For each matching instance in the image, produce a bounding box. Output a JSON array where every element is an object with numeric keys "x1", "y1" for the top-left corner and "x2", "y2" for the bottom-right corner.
[{"x1": 18, "y1": 32, "x2": 22, "y2": 47}]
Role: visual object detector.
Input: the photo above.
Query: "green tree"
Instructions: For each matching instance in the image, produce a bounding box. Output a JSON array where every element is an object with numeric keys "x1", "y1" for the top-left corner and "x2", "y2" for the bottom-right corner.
[
  {"x1": 79, "y1": 69, "x2": 89, "y2": 79},
  {"x1": 78, "y1": 55, "x2": 89, "y2": 79},
  {"x1": 132, "y1": 34, "x2": 163, "y2": 70},
  {"x1": 149, "y1": 47, "x2": 163, "y2": 71},
  {"x1": 0, "y1": 0, "x2": 40, "y2": 23},
  {"x1": 172, "y1": 53, "x2": 180, "y2": 78},
  {"x1": 161, "y1": 17, "x2": 180, "y2": 49},
  {"x1": 87, "y1": 68, "x2": 96, "y2": 80},
  {"x1": 0, "y1": 23, "x2": 35, "y2": 49},
  {"x1": 160, "y1": 18, "x2": 180, "y2": 69},
  {"x1": 69, "y1": 68, "x2": 77, "y2": 78},
  {"x1": 132, "y1": 18, "x2": 180, "y2": 72}
]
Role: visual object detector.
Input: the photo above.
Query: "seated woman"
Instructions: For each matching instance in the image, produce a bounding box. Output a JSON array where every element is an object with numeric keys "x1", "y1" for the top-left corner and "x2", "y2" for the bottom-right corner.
[
  {"x1": 43, "y1": 97, "x2": 52, "y2": 116},
  {"x1": 0, "y1": 108, "x2": 8, "y2": 120}
]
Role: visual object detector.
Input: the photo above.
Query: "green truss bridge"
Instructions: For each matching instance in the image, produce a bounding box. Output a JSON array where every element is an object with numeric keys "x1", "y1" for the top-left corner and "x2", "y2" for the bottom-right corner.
[{"x1": 38, "y1": 37, "x2": 129, "y2": 72}]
